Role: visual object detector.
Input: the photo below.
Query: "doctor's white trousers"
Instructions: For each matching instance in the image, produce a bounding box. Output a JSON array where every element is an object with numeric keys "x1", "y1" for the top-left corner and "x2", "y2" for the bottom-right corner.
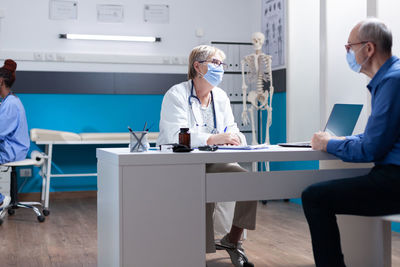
[{"x1": 205, "y1": 163, "x2": 257, "y2": 253}]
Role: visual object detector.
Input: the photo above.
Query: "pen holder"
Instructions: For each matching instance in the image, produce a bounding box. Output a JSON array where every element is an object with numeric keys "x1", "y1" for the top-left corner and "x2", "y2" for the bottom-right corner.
[{"x1": 129, "y1": 131, "x2": 150, "y2": 152}]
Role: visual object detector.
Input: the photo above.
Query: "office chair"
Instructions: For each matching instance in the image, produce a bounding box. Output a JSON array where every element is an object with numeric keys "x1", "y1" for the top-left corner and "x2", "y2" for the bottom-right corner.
[{"x1": 0, "y1": 159, "x2": 45, "y2": 225}]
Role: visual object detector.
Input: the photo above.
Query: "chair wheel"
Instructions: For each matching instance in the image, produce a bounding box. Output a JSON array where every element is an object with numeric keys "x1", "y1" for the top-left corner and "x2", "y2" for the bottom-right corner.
[
  {"x1": 261, "y1": 200, "x2": 268, "y2": 205},
  {"x1": 43, "y1": 209, "x2": 50, "y2": 216},
  {"x1": 243, "y1": 262, "x2": 254, "y2": 267},
  {"x1": 8, "y1": 209, "x2": 15, "y2": 215},
  {"x1": 37, "y1": 215, "x2": 45, "y2": 222}
]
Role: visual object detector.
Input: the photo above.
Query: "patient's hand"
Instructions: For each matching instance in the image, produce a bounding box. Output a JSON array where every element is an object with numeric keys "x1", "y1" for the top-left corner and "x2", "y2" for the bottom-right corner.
[
  {"x1": 311, "y1": 131, "x2": 332, "y2": 151},
  {"x1": 207, "y1": 133, "x2": 241, "y2": 146}
]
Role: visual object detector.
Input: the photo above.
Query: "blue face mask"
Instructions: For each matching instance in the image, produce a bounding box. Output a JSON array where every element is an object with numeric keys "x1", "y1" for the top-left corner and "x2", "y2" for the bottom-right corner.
[
  {"x1": 202, "y1": 63, "x2": 224, "y2": 87},
  {"x1": 346, "y1": 44, "x2": 368, "y2": 73}
]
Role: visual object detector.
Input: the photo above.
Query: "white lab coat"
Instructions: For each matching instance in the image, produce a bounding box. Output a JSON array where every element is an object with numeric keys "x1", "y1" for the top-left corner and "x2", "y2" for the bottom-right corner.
[
  {"x1": 157, "y1": 80, "x2": 248, "y2": 242},
  {"x1": 157, "y1": 80, "x2": 246, "y2": 147}
]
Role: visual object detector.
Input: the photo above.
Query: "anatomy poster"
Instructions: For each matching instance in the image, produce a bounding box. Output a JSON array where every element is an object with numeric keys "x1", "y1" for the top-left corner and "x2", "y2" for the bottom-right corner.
[{"x1": 262, "y1": 0, "x2": 285, "y2": 69}]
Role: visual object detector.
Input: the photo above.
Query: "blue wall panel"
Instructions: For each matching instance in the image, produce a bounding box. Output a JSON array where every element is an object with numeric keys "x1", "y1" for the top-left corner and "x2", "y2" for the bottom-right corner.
[
  {"x1": 17, "y1": 92, "x2": 289, "y2": 193},
  {"x1": 17, "y1": 93, "x2": 163, "y2": 193},
  {"x1": 393, "y1": 222, "x2": 400, "y2": 233},
  {"x1": 20, "y1": 94, "x2": 163, "y2": 133},
  {"x1": 259, "y1": 92, "x2": 319, "y2": 172}
]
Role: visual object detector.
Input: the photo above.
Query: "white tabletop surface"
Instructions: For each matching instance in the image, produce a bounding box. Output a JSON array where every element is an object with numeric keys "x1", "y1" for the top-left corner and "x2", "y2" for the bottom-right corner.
[{"x1": 96, "y1": 145, "x2": 338, "y2": 166}]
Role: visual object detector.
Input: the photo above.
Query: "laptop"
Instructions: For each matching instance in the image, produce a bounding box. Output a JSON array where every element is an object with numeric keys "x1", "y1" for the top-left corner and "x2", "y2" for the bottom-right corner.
[{"x1": 278, "y1": 103, "x2": 363, "y2": 148}]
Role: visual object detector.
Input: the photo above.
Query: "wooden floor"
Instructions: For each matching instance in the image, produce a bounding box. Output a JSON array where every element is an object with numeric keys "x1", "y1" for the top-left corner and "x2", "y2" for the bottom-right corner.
[{"x1": 0, "y1": 196, "x2": 399, "y2": 267}]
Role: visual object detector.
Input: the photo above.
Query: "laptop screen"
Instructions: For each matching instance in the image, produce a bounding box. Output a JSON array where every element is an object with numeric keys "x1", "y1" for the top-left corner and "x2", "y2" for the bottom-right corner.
[{"x1": 324, "y1": 104, "x2": 363, "y2": 136}]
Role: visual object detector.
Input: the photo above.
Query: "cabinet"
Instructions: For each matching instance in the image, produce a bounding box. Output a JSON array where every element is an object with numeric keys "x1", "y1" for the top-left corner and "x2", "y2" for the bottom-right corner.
[{"x1": 212, "y1": 41, "x2": 257, "y2": 146}]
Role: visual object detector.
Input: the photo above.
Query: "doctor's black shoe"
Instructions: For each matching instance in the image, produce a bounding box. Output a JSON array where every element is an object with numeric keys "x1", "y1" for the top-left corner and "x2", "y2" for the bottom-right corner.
[{"x1": 220, "y1": 234, "x2": 248, "y2": 267}]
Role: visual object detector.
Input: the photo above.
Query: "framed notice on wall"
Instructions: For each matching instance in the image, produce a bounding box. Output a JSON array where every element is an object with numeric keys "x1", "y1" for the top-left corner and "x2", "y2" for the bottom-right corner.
[
  {"x1": 49, "y1": 0, "x2": 78, "y2": 20},
  {"x1": 97, "y1": 5, "x2": 124, "y2": 23},
  {"x1": 143, "y1": 4, "x2": 169, "y2": 24},
  {"x1": 262, "y1": 0, "x2": 286, "y2": 70}
]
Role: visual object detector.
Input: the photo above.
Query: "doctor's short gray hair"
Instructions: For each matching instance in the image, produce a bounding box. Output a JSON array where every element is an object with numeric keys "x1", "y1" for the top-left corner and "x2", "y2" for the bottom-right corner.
[
  {"x1": 358, "y1": 18, "x2": 392, "y2": 55},
  {"x1": 188, "y1": 45, "x2": 226, "y2": 80}
]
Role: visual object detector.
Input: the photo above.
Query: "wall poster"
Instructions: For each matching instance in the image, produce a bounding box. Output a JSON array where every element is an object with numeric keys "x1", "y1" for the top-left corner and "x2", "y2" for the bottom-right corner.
[
  {"x1": 262, "y1": 0, "x2": 286, "y2": 69},
  {"x1": 49, "y1": 0, "x2": 78, "y2": 20}
]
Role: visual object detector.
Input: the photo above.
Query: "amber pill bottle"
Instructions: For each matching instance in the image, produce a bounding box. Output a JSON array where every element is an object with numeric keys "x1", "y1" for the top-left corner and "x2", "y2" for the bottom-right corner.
[{"x1": 179, "y1": 128, "x2": 191, "y2": 148}]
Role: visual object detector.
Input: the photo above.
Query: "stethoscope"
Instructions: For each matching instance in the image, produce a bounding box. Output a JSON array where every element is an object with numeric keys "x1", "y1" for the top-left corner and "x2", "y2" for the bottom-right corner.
[{"x1": 188, "y1": 81, "x2": 218, "y2": 134}]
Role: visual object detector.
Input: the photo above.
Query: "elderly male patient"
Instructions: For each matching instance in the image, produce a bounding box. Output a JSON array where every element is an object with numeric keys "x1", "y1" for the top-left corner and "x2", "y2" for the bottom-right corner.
[{"x1": 302, "y1": 18, "x2": 400, "y2": 267}]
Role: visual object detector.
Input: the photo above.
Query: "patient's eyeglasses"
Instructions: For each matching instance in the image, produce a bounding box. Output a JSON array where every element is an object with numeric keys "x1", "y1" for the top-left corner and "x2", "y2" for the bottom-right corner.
[
  {"x1": 199, "y1": 58, "x2": 228, "y2": 70},
  {"x1": 344, "y1": 41, "x2": 369, "y2": 52}
]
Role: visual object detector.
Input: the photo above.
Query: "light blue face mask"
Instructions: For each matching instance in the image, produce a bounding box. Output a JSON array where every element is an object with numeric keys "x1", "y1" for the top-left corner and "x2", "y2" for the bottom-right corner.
[
  {"x1": 203, "y1": 63, "x2": 224, "y2": 87},
  {"x1": 346, "y1": 44, "x2": 368, "y2": 73}
]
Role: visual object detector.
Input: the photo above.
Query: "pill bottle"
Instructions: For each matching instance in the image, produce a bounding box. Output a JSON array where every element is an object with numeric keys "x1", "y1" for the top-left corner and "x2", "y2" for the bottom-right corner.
[{"x1": 179, "y1": 128, "x2": 191, "y2": 148}]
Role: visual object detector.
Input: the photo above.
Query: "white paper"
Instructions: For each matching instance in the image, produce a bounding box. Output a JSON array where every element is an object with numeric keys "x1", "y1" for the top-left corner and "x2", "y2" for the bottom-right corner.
[
  {"x1": 143, "y1": 4, "x2": 169, "y2": 24},
  {"x1": 49, "y1": 0, "x2": 78, "y2": 20},
  {"x1": 97, "y1": 4, "x2": 124, "y2": 23},
  {"x1": 262, "y1": 0, "x2": 286, "y2": 69}
]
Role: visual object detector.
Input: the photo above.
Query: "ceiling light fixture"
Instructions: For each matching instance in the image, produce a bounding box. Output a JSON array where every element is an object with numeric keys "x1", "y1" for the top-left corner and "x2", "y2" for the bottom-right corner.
[{"x1": 59, "y1": 34, "x2": 161, "y2": 42}]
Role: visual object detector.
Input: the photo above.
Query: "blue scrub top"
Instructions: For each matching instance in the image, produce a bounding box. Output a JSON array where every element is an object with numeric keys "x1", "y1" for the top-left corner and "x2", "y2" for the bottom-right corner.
[
  {"x1": 0, "y1": 94, "x2": 30, "y2": 164},
  {"x1": 327, "y1": 56, "x2": 400, "y2": 165}
]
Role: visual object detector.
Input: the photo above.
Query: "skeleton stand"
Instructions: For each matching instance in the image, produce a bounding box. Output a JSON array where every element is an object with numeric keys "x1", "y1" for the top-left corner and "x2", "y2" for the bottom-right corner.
[{"x1": 241, "y1": 53, "x2": 274, "y2": 171}]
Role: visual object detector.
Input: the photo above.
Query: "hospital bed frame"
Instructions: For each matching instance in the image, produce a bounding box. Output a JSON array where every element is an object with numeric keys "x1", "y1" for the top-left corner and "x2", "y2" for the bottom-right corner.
[{"x1": 30, "y1": 129, "x2": 158, "y2": 215}]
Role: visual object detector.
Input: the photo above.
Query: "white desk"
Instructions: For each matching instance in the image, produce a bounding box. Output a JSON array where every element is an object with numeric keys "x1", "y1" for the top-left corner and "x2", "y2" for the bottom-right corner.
[{"x1": 96, "y1": 146, "x2": 391, "y2": 267}]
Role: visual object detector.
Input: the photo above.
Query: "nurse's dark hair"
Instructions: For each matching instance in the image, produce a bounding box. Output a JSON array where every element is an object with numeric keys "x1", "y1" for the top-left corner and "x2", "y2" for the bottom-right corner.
[
  {"x1": 358, "y1": 18, "x2": 392, "y2": 55},
  {"x1": 0, "y1": 59, "x2": 17, "y2": 88}
]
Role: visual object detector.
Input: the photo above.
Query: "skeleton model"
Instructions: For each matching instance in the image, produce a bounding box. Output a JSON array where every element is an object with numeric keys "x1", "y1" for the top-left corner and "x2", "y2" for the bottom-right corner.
[{"x1": 241, "y1": 32, "x2": 274, "y2": 148}]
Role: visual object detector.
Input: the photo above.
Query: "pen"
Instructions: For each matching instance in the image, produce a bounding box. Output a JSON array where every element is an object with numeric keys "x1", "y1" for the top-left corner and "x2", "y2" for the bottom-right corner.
[
  {"x1": 143, "y1": 122, "x2": 147, "y2": 131},
  {"x1": 128, "y1": 126, "x2": 134, "y2": 133},
  {"x1": 224, "y1": 126, "x2": 228, "y2": 133},
  {"x1": 146, "y1": 122, "x2": 155, "y2": 132}
]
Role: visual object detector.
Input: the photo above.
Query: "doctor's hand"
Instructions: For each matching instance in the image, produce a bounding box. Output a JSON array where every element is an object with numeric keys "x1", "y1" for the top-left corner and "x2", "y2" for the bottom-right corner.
[
  {"x1": 207, "y1": 133, "x2": 241, "y2": 146},
  {"x1": 311, "y1": 131, "x2": 332, "y2": 151}
]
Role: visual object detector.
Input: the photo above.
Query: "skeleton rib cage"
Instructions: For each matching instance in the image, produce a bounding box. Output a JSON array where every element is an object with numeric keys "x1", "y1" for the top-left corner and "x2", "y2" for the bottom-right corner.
[{"x1": 241, "y1": 52, "x2": 274, "y2": 150}]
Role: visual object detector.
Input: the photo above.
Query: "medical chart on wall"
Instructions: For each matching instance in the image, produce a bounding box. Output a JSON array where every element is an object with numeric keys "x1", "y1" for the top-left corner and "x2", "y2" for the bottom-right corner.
[
  {"x1": 262, "y1": 0, "x2": 285, "y2": 69},
  {"x1": 49, "y1": 0, "x2": 78, "y2": 20},
  {"x1": 97, "y1": 5, "x2": 124, "y2": 23},
  {"x1": 143, "y1": 4, "x2": 169, "y2": 24}
]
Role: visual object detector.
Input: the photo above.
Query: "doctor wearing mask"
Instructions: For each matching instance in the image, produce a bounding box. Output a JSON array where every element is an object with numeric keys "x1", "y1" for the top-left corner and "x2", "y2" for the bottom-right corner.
[
  {"x1": 0, "y1": 59, "x2": 30, "y2": 165},
  {"x1": 157, "y1": 45, "x2": 257, "y2": 267}
]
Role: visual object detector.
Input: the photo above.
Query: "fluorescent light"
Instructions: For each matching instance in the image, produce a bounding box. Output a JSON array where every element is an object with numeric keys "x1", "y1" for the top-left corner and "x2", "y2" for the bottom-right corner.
[{"x1": 59, "y1": 34, "x2": 161, "y2": 42}]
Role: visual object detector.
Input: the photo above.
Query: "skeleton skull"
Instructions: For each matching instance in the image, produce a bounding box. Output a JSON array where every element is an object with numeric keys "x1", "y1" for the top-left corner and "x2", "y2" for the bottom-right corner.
[{"x1": 251, "y1": 32, "x2": 265, "y2": 51}]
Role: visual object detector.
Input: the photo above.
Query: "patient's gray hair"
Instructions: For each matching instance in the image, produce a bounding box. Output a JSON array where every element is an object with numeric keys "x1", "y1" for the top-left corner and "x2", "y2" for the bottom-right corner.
[{"x1": 358, "y1": 18, "x2": 392, "y2": 55}]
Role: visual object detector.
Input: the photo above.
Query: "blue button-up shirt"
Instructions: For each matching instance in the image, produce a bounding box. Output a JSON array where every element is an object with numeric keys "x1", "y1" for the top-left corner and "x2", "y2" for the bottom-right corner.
[
  {"x1": 0, "y1": 94, "x2": 30, "y2": 164},
  {"x1": 327, "y1": 56, "x2": 400, "y2": 165}
]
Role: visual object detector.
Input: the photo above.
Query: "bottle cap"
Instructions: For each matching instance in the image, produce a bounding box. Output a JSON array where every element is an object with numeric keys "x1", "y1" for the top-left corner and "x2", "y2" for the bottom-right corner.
[{"x1": 180, "y1": 128, "x2": 189, "y2": 133}]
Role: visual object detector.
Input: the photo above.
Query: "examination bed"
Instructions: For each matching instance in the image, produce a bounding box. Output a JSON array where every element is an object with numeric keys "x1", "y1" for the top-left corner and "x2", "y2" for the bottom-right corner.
[{"x1": 30, "y1": 128, "x2": 159, "y2": 215}]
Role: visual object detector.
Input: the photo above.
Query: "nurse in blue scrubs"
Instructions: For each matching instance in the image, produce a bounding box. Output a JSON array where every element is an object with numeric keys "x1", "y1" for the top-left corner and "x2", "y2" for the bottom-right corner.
[{"x1": 0, "y1": 59, "x2": 30, "y2": 164}]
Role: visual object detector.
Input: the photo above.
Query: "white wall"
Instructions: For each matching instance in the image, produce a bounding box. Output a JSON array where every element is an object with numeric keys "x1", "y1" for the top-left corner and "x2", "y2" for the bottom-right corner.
[
  {"x1": 322, "y1": 0, "x2": 369, "y2": 135},
  {"x1": 0, "y1": 0, "x2": 261, "y2": 72},
  {"x1": 287, "y1": 0, "x2": 377, "y2": 141},
  {"x1": 286, "y1": 0, "x2": 320, "y2": 142},
  {"x1": 377, "y1": 0, "x2": 400, "y2": 56}
]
